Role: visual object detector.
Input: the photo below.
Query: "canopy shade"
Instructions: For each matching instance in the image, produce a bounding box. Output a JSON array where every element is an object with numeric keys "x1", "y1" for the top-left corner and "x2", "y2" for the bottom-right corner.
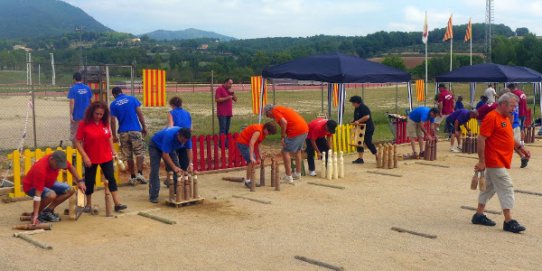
[
  {"x1": 262, "y1": 53, "x2": 411, "y2": 83},
  {"x1": 435, "y1": 63, "x2": 542, "y2": 83}
]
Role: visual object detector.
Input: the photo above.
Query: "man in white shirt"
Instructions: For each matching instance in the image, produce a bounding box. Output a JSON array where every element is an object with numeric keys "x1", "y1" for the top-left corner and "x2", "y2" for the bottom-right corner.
[{"x1": 484, "y1": 83, "x2": 497, "y2": 103}]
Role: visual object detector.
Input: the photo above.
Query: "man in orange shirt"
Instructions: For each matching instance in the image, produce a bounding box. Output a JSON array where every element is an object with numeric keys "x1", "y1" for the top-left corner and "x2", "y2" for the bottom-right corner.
[
  {"x1": 472, "y1": 93, "x2": 530, "y2": 233},
  {"x1": 264, "y1": 105, "x2": 309, "y2": 184},
  {"x1": 236, "y1": 122, "x2": 277, "y2": 188}
]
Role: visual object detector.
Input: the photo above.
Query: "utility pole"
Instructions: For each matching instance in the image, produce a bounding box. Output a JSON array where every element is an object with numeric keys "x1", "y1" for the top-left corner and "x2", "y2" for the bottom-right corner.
[{"x1": 485, "y1": 0, "x2": 494, "y2": 63}]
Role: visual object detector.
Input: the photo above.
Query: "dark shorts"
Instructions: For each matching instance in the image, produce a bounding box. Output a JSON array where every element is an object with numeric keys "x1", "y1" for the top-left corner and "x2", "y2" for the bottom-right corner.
[
  {"x1": 25, "y1": 181, "x2": 71, "y2": 198},
  {"x1": 283, "y1": 133, "x2": 307, "y2": 153},
  {"x1": 519, "y1": 116, "x2": 526, "y2": 130},
  {"x1": 236, "y1": 142, "x2": 252, "y2": 163}
]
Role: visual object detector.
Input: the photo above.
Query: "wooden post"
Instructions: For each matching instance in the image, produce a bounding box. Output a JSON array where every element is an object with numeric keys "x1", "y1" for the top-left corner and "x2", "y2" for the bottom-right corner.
[
  {"x1": 259, "y1": 158, "x2": 265, "y2": 187},
  {"x1": 192, "y1": 174, "x2": 199, "y2": 198},
  {"x1": 393, "y1": 144, "x2": 398, "y2": 168},
  {"x1": 270, "y1": 158, "x2": 276, "y2": 187},
  {"x1": 382, "y1": 144, "x2": 389, "y2": 169},
  {"x1": 376, "y1": 144, "x2": 382, "y2": 168},
  {"x1": 250, "y1": 163, "x2": 256, "y2": 192},
  {"x1": 175, "y1": 176, "x2": 182, "y2": 202},
  {"x1": 274, "y1": 160, "x2": 280, "y2": 191},
  {"x1": 104, "y1": 185, "x2": 112, "y2": 217},
  {"x1": 387, "y1": 145, "x2": 393, "y2": 169}
]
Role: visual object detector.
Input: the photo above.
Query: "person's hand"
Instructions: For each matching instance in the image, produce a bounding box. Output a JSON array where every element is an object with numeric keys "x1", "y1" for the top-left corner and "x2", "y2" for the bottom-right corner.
[
  {"x1": 83, "y1": 156, "x2": 92, "y2": 168},
  {"x1": 113, "y1": 136, "x2": 119, "y2": 143},
  {"x1": 112, "y1": 151, "x2": 118, "y2": 159},
  {"x1": 250, "y1": 157, "x2": 257, "y2": 164},
  {"x1": 187, "y1": 163, "x2": 194, "y2": 173},
  {"x1": 281, "y1": 138, "x2": 285, "y2": 147},
  {"x1": 173, "y1": 166, "x2": 182, "y2": 174},
  {"x1": 31, "y1": 214, "x2": 40, "y2": 225},
  {"x1": 77, "y1": 182, "x2": 87, "y2": 193},
  {"x1": 474, "y1": 162, "x2": 486, "y2": 172},
  {"x1": 316, "y1": 151, "x2": 322, "y2": 160},
  {"x1": 521, "y1": 148, "x2": 531, "y2": 159},
  {"x1": 141, "y1": 128, "x2": 147, "y2": 137}
]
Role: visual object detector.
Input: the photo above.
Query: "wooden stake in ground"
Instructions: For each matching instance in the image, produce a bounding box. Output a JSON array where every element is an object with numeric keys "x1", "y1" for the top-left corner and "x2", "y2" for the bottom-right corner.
[
  {"x1": 270, "y1": 158, "x2": 276, "y2": 187},
  {"x1": 387, "y1": 144, "x2": 393, "y2": 169},
  {"x1": 424, "y1": 140, "x2": 430, "y2": 160},
  {"x1": 326, "y1": 150, "x2": 333, "y2": 180},
  {"x1": 68, "y1": 192, "x2": 76, "y2": 220},
  {"x1": 250, "y1": 163, "x2": 256, "y2": 192},
  {"x1": 168, "y1": 176, "x2": 175, "y2": 202},
  {"x1": 333, "y1": 152, "x2": 338, "y2": 180},
  {"x1": 274, "y1": 160, "x2": 280, "y2": 191},
  {"x1": 13, "y1": 232, "x2": 52, "y2": 250},
  {"x1": 320, "y1": 152, "x2": 327, "y2": 178},
  {"x1": 339, "y1": 151, "x2": 345, "y2": 178},
  {"x1": 259, "y1": 158, "x2": 265, "y2": 187},
  {"x1": 393, "y1": 144, "x2": 398, "y2": 168},
  {"x1": 382, "y1": 144, "x2": 389, "y2": 169},
  {"x1": 176, "y1": 176, "x2": 182, "y2": 202},
  {"x1": 104, "y1": 185, "x2": 112, "y2": 217},
  {"x1": 376, "y1": 144, "x2": 382, "y2": 168},
  {"x1": 294, "y1": 255, "x2": 345, "y2": 271},
  {"x1": 192, "y1": 174, "x2": 199, "y2": 199},
  {"x1": 183, "y1": 175, "x2": 190, "y2": 200}
]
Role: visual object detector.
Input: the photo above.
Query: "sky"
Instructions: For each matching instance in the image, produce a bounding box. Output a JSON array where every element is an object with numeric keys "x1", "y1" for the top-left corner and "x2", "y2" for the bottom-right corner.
[{"x1": 63, "y1": 0, "x2": 542, "y2": 39}]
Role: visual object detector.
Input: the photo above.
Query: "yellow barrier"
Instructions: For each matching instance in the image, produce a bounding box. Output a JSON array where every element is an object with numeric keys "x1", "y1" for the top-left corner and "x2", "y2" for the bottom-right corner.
[
  {"x1": 7, "y1": 144, "x2": 121, "y2": 200},
  {"x1": 460, "y1": 119, "x2": 480, "y2": 136},
  {"x1": 331, "y1": 124, "x2": 356, "y2": 153}
]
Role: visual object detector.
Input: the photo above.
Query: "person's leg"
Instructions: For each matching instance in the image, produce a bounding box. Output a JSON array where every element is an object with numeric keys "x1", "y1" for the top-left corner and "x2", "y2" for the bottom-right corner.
[
  {"x1": 305, "y1": 139, "x2": 316, "y2": 171},
  {"x1": 177, "y1": 148, "x2": 189, "y2": 171},
  {"x1": 282, "y1": 151, "x2": 292, "y2": 176},
  {"x1": 225, "y1": 116, "x2": 232, "y2": 135},
  {"x1": 292, "y1": 134, "x2": 307, "y2": 175},
  {"x1": 218, "y1": 116, "x2": 227, "y2": 135},
  {"x1": 131, "y1": 132, "x2": 146, "y2": 180},
  {"x1": 46, "y1": 182, "x2": 74, "y2": 212},
  {"x1": 520, "y1": 116, "x2": 526, "y2": 142},
  {"x1": 84, "y1": 163, "x2": 98, "y2": 207},
  {"x1": 26, "y1": 188, "x2": 55, "y2": 212},
  {"x1": 70, "y1": 120, "x2": 79, "y2": 147},
  {"x1": 101, "y1": 160, "x2": 124, "y2": 208},
  {"x1": 148, "y1": 142, "x2": 162, "y2": 201},
  {"x1": 406, "y1": 119, "x2": 417, "y2": 155},
  {"x1": 364, "y1": 129, "x2": 377, "y2": 155}
]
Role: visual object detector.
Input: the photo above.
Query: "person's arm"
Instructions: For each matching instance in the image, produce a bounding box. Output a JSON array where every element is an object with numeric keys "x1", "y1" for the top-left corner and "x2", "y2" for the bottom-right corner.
[
  {"x1": 310, "y1": 138, "x2": 320, "y2": 156},
  {"x1": 215, "y1": 88, "x2": 232, "y2": 103},
  {"x1": 162, "y1": 152, "x2": 181, "y2": 173},
  {"x1": 69, "y1": 99, "x2": 74, "y2": 122},
  {"x1": 279, "y1": 118, "x2": 288, "y2": 146},
  {"x1": 514, "y1": 139, "x2": 531, "y2": 159},
  {"x1": 75, "y1": 139, "x2": 92, "y2": 168},
  {"x1": 248, "y1": 132, "x2": 260, "y2": 163},
  {"x1": 67, "y1": 164, "x2": 86, "y2": 192},
  {"x1": 454, "y1": 120, "x2": 461, "y2": 136},
  {"x1": 110, "y1": 118, "x2": 118, "y2": 142},
  {"x1": 109, "y1": 133, "x2": 117, "y2": 159},
  {"x1": 231, "y1": 91, "x2": 238, "y2": 102},
  {"x1": 326, "y1": 135, "x2": 333, "y2": 150},
  {"x1": 186, "y1": 149, "x2": 194, "y2": 173},
  {"x1": 475, "y1": 135, "x2": 487, "y2": 171},
  {"x1": 31, "y1": 189, "x2": 42, "y2": 225},
  {"x1": 355, "y1": 115, "x2": 370, "y2": 124},
  {"x1": 167, "y1": 112, "x2": 174, "y2": 127},
  {"x1": 136, "y1": 107, "x2": 147, "y2": 136}
]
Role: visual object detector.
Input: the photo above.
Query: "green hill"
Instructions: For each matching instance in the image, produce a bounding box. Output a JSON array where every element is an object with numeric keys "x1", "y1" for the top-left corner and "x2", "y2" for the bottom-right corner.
[
  {"x1": 143, "y1": 28, "x2": 235, "y2": 41},
  {"x1": 0, "y1": 0, "x2": 111, "y2": 39}
]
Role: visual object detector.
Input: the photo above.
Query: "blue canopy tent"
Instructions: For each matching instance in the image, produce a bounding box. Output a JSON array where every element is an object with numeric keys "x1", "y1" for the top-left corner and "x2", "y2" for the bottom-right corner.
[
  {"x1": 260, "y1": 53, "x2": 412, "y2": 124},
  {"x1": 436, "y1": 63, "x2": 542, "y2": 132}
]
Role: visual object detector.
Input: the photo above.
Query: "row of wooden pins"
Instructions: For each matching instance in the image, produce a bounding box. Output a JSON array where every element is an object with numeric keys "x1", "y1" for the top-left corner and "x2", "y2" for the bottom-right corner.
[
  {"x1": 222, "y1": 158, "x2": 280, "y2": 191},
  {"x1": 319, "y1": 150, "x2": 345, "y2": 180},
  {"x1": 168, "y1": 173, "x2": 199, "y2": 203},
  {"x1": 524, "y1": 126, "x2": 536, "y2": 144},
  {"x1": 462, "y1": 136, "x2": 477, "y2": 154},
  {"x1": 470, "y1": 170, "x2": 486, "y2": 191},
  {"x1": 423, "y1": 138, "x2": 438, "y2": 161},
  {"x1": 377, "y1": 144, "x2": 397, "y2": 169}
]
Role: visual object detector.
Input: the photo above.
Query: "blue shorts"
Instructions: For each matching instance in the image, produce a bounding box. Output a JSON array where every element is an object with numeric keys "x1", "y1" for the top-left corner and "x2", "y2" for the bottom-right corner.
[
  {"x1": 236, "y1": 142, "x2": 252, "y2": 163},
  {"x1": 25, "y1": 181, "x2": 71, "y2": 198},
  {"x1": 283, "y1": 133, "x2": 308, "y2": 153}
]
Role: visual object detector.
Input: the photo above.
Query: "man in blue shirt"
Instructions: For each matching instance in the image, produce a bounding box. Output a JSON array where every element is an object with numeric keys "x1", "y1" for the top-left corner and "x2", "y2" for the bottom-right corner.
[
  {"x1": 148, "y1": 127, "x2": 193, "y2": 203},
  {"x1": 110, "y1": 87, "x2": 148, "y2": 186},
  {"x1": 67, "y1": 72, "x2": 93, "y2": 145},
  {"x1": 446, "y1": 109, "x2": 477, "y2": 152},
  {"x1": 406, "y1": 107, "x2": 440, "y2": 158}
]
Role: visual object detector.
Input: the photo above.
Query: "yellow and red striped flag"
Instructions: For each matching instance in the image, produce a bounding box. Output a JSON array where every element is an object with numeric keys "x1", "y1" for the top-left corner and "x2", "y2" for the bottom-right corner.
[
  {"x1": 415, "y1": 79, "x2": 425, "y2": 102},
  {"x1": 143, "y1": 69, "x2": 166, "y2": 107},
  {"x1": 250, "y1": 76, "x2": 267, "y2": 114},
  {"x1": 443, "y1": 15, "x2": 453, "y2": 41},
  {"x1": 332, "y1": 83, "x2": 339, "y2": 107},
  {"x1": 464, "y1": 18, "x2": 472, "y2": 42}
]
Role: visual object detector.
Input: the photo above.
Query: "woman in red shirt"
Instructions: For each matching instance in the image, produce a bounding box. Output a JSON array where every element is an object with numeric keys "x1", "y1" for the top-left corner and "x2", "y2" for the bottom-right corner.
[{"x1": 75, "y1": 101, "x2": 127, "y2": 212}]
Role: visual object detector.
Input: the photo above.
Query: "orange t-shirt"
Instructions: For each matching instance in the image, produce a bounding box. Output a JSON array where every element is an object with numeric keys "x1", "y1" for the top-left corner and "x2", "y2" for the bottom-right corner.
[
  {"x1": 271, "y1": 106, "x2": 308, "y2": 137},
  {"x1": 237, "y1": 124, "x2": 265, "y2": 146},
  {"x1": 480, "y1": 110, "x2": 514, "y2": 168}
]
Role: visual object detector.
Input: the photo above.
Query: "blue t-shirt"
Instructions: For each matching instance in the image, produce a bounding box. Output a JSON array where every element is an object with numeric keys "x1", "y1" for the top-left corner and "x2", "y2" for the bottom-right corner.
[
  {"x1": 408, "y1": 107, "x2": 434, "y2": 123},
  {"x1": 110, "y1": 94, "x2": 142, "y2": 133},
  {"x1": 151, "y1": 127, "x2": 192, "y2": 153},
  {"x1": 512, "y1": 108, "x2": 520, "y2": 129},
  {"x1": 475, "y1": 100, "x2": 485, "y2": 109},
  {"x1": 169, "y1": 108, "x2": 192, "y2": 129},
  {"x1": 67, "y1": 82, "x2": 93, "y2": 121},
  {"x1": 447, "y1": 109, "x2": 470, "y2": 125}
]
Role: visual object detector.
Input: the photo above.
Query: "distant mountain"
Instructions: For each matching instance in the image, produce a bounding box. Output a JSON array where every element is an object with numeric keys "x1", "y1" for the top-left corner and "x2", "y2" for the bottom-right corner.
[
  {"x1": 0, "y1": 0, "x2": 111, "y2": 39},
  {"x1": 143, "y1": 28, "x2": 236, "y2": 41}
]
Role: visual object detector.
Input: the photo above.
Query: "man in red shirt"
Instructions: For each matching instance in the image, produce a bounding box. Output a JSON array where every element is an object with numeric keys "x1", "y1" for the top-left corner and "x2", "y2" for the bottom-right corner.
[
  {"x1": 215, "y1": 78, "x2": 237, "y2": 140},
  {"x1": 509, "y1": 83, "x2": 528, "y2": 144},
  {"x1": 435, "y1": 83, "x2": 455, "y2": 129},
  {"x1": 306, "y1": 118, "x2": 337, "y2": 176},
  {"x1": 23, "y1": 150, "x2": 86, "y2": 225},
  {"x1": 471, "y1": 93, "x2": 530, "y2": 233},
  {"x1": 264, "y1": 104, "x2": 309, "y2": 184}
]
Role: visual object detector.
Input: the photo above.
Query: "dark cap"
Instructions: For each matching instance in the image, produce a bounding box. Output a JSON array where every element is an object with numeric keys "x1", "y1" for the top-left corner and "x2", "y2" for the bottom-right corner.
[
  {"x1": 326, "y1": 119, "x2": 338, "y2": 134},
  {"x1": 438, "y1": 83, "x2": 446, "y2": 88},
  {"x1": 51, "y1": 150, "x2": 67, "y2": 168}
]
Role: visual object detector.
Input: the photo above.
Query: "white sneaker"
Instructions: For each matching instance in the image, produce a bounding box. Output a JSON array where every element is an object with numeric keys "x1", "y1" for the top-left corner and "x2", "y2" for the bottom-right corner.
[
  {"x1": 450, "y1": 147, "x2": 460, "y2": 153},
  {"x1": 135, "y1": 173, "x2": 147, "y2": 184},
  {"x1": 292, "y1": 172, "x2": 301, "y2": 180},
  {"x1": 309, "y1": 171, "x2": 317, "y2": 177},
  {"x1": 281, "y1": 175, "x2": 295, "y2": 184},
  {"x1": 128, "y1": 177, "x2": 137, "y2": 186}
]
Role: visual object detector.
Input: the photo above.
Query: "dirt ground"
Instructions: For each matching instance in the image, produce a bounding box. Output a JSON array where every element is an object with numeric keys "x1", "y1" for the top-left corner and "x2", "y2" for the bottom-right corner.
[{"x1": 1, "y1": 141, "x2": 541, "y2": 271}]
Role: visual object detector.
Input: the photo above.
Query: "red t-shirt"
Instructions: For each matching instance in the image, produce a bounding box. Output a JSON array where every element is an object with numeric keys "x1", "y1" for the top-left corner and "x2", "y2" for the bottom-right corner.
[
  {"x1": 481, "y1": 110, "x2": 514, "y2": 169},
  {"x1": 215, "y1": 85, "x2": 233, "y2": 117},
  {"x1": 512, "y1": 89, "x2": 528, "y2": 117},
  {"x1": 307, "y1": 118, "x2": 332, "y2": 140},
  {"x1": 23, "y1": 154, "x2": 71, "y2": 192},
  {"x1": 438, "y1": 89, "x2": 455, "y2": 115},
  {"x1": 236, "y1": 124, "x2": 265, "y2": 146},
  {"x1": 76, "y1": 120, "x2": 113, "y2": 164},
  {"x1": 476, "y1": 103, "x2": 497, "y2": 121},
  {"x1": 271, "y1": 106, "x2": 309, "y2": 137}
]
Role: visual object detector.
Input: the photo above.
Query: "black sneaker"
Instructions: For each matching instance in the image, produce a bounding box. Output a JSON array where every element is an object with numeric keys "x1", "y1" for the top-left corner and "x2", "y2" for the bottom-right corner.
[
  {"x1": 503, "y1": 219, "x2": 526, "y2": 233},
  {"x1": 352, "y1": 158, "x2": 364, "y2": 164},
  {"x1": 244, "y1": 181, "x2": 252, "y2": 189},
  {"x1": 520, "y1": 157, "x2": 529, "y2": 168},
  {"x1": 150, "y1": 198, "x2": 159, "y2": 204},
  {"x1": 39, "y1": 211, "x2": 60, "y2": 222},
  {"x1": 43, "y1": 209, "x2": 61, "y2": 221},
  {"x1": 471, "y1": 213, "x2": 496, "y2": 226},
  {"x1": 114, "y1": 204, "x2": 127, "y2": 212}
]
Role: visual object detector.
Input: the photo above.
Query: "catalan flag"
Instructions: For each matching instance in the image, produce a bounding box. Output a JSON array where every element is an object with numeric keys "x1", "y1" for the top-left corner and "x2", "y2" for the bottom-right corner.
[
  {"x1": 250, "y1": 76, "x2": 267, "y2": 114},
  {"x1": 422, "y1": 11, "x2": 428, "y2": 44},
  {"x1": 443, "y1": 15, "x2": 453, "y2": 41},
  {"x1": 415, "y1": 79, "x2": 425, "y2": 102},
  {"x1": 332, "y1": 83, "x2": 339, "y2": 107},
  {"x1": 143, "y1": 69, "x2": 166, "y2": 107},
  {"x1": 464, "y1": 18, "x2": 472, "y2": 42}
]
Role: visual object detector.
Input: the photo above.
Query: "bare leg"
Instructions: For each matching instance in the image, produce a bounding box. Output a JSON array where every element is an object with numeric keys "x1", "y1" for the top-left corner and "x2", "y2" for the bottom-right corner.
[
  {"x1": 39, "y1": 193, "x2": 56, "y2": 212},
  {"x1": 418, "y1": 136, "x2": 424, "y2": 153},
  {"x1": 136, "y1": 155, "x2": 145, "y2": 172},
  {"x1": 282, "y1": 151, "x2": 292, "y2": 176},
  {"x1": 127, "y1": 160, "x2": 136, "y2": 176},
  {"x1": 86, "y1": 194, "x2": 93, "y2": 208},
  {"x1": 410, "y1": 140, "x2": 416, "y2": 154},
  {"x1": 111, "y1": 191, "x2": 121, "y2": 206},
  {"x1": 47, "y1": 188, "x2": 75, "y2": 212},
  {"x1": 295, "y1": 151, "x2": 302, "y2": 173},
  {"x1": 503, "y1": 209, "x2": 512, "y2": 222}
]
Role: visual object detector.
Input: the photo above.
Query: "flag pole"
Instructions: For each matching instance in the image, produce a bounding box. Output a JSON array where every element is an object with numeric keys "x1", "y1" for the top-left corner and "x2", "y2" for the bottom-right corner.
[
  {"x1": 449, "y1": 38, "x2": 453, "y2": 71},
  {"x1": 424, "y1": 11, "x2": 428, "y2": 106},
  {"x1": 469, "y1": 32, "x2": 473, "y2": 66}
]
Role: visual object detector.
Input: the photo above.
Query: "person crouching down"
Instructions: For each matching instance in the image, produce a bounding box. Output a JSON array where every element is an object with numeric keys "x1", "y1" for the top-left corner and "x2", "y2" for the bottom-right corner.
[
  {"x1": 236, "y1": 122, "x2": 277, "y2": 188},
  {"x1": 306, "y1": 118, "x2": 337, "y2": 176}
]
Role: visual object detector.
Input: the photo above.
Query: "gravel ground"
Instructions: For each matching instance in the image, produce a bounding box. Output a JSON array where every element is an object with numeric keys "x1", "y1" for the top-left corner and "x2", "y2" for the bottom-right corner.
[{"x1": 0, "y1": 142, "x2": 541, "y2": 270}]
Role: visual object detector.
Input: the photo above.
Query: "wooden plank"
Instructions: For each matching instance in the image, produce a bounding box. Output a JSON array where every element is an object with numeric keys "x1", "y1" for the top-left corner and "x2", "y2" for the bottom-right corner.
[
  {"x1": 137, "y1": 212, "x2": 176, "y2": 225},
  {"x1": 0, "y1": 187, "x2": 14, "y2": 196},
  {"x1": 414, "y1": 161, "x2": 450, "y2": 168},
  {"x1": 455, "y1": 155, "x2": 478, "y2": 160},
  {"x1": 294, "y1": 255, "x2": 345, "y2": 271},
  {"x1": 307, "y1": 182, "x2": 345, "y2": 190},
  {"x1": 515, "y1": 189, "x2": 542, "y2": 196},
  {"x1": 232, "y1": 195, "x2": 271, "y2": 205},
  {"x1": 165, "y1": 197, "x2": 205, "y2": 208},
  {"x1": 391, "y1": 226, "x2": 437, "y2": 239},
  {"x1": 13, "y1": 233, "x2": 52, "y2": 250},
  {"x1": 366, "y1": 171, "x2": 403, "y2": 178}
]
